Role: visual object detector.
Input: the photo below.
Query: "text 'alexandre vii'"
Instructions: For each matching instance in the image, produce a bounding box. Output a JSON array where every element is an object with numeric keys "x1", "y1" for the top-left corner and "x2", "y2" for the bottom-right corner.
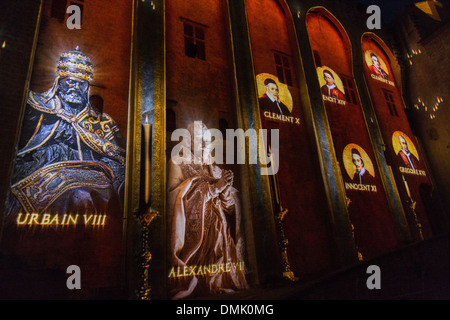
[{"x1": 168, "y1": 262, "x2": 245, "y2": 279}]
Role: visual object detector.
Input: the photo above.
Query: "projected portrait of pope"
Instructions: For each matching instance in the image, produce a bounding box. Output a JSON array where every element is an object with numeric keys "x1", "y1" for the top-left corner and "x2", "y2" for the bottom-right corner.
[{"x1": 6, "y1": 47, "x2": 126, "y2": 217}]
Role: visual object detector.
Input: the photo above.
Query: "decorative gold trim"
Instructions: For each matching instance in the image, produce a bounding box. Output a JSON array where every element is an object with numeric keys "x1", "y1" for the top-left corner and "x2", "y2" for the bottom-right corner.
[
  {"x1": 11, "y1": 160, "x2": 114, "y2": 214},
  {"x1": 124, "y1": 0, "x2": 167, "y2": 300},
  {"x1": 56, "y1": 70, "x2": 93, "y2": 82},
  {"x1": 57, "y1": 61, "x2": 94, "y2": 73},
  {"x1": 302, "y1": 6, "x2": 366, "y2": 263},
  {"x1": 18, "y1": 98, "x2": 125, "y2": 166},
  {"x1": 135, "y1": 206, "x2": 159, "y2": 300}
]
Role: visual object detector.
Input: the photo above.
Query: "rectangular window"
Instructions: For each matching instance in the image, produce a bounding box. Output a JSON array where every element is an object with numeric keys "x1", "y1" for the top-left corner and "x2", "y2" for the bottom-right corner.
[
  {"x1": 50, "y1": 0, "x2": 84, "y2": 25},
  {"x1": 382, "y1": 89, "x2": 398, "y2": 116},
  {"x1": 340, "y1": 75, "x2": 358, "y2": 105},
  {"x1": 183, "y1": 20, "x2": 206, "y2": 60},
  {"x1": 274, "y1": 52, "x2": 293, "y2": 86}
]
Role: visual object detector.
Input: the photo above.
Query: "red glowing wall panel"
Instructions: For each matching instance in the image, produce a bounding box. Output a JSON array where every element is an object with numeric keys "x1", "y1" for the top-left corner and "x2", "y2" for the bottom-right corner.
[
  {"x1": 165, "y1": 0, "x2": 250, "y2": 299},
  {"x1": 306, "y1": 9, "x2": 399, "y2": 259},
  {"x1": 246, "y1": 0, "x2": 335, "y2": 276},
  {"x1": 1, "y1": 0, "x2": 134, "y2": 298}
]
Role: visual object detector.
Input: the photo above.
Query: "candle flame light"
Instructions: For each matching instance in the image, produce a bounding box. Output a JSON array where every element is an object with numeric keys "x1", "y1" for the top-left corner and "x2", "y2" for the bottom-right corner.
[
  {"x1": 408, "y1": 48, "x2": 422, "y2": 65},
  {"x1": 402, "y1": 175, "x2": 411, "y2": 199},
  {"x1": 414, "y1": 96, "x2": 442, "y2": 120}
]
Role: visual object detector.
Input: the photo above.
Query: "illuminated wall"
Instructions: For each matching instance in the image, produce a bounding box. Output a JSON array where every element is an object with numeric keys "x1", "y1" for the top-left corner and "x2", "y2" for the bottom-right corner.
[
  {"x1": 33, "y1": 0, "x2": 132, "y2": 136},
  {"x1": 306, "y1": 9, "x2": 399, "y2": 260},
  {"x1": 245, "y1": 0, "x2": 334, "y2": 277},
  {"x1": 1, "y1": 0, "x2": 133, "y2": 298},
  {"x1": 1, "y1": 0, "x2": 449, "y2": 301},
  {"x1": 362, "y1": 34, "x2": 434, "y2": 241}
]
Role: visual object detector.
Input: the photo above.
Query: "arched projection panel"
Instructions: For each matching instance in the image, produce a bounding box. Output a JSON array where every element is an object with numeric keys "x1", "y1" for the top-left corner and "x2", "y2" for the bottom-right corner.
[
  {"x1": 362, "y1": 33, "x2": 434, "y2": 241},
  {"x1": 1, "y1": 0, "x2": 134, "y2": 299},
  {"x1": 246, "y1": 0, "x2": 339, "y2": 279},
  {"x1": 306, "y1": 7, "x2": 400, "y2": 260}
]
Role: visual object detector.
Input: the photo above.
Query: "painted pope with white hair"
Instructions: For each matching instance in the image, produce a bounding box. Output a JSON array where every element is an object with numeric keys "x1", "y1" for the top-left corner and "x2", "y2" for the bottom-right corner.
[{"x1": 167, "y1": 121, "x2": 248, "y2": 299}]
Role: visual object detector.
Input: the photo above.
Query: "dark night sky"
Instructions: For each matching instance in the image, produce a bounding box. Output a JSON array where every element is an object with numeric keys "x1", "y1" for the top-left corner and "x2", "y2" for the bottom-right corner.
[{"x1": 354, "y1": 0, "x2": 450, "y2": 22}]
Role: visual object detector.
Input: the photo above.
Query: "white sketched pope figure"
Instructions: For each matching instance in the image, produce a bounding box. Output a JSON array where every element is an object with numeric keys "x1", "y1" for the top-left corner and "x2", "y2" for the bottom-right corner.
[{"x1": 167, "y1": 121, "x2": 248, "y2": 299}]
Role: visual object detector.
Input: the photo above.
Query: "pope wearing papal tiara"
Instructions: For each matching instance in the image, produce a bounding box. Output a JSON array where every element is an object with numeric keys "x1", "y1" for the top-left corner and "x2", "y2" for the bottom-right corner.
[{"x1": 6, "y1": 47, "x2": 126, "y2": 217}]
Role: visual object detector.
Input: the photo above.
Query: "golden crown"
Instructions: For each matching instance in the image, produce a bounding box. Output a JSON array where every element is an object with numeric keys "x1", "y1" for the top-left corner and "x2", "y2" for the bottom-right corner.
[{"x1": 56, "y1": 46, "x2": 94, "y2": 82}]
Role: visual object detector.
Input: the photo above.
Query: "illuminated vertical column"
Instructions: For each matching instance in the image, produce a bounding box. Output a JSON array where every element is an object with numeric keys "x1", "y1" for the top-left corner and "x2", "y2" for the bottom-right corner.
[
  {"x1": 127, "y1": 0, "x2": 165, "y2": 300},
  {"x1": 227, "y1": 0, "x2": 283, "y2": 285}
]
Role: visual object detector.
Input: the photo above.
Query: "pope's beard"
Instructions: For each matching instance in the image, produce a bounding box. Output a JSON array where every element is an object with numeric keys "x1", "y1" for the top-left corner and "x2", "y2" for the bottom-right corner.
[{"x1": 59, "y1": 89, "x2": 88, "y2": 110}]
